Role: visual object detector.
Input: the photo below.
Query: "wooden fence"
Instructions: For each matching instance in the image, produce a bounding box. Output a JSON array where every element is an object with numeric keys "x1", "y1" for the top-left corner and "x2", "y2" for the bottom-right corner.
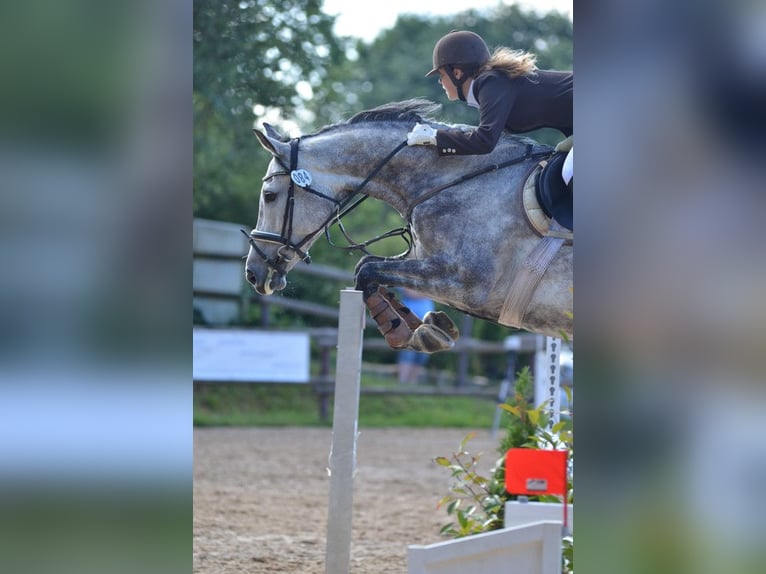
[{"x1": 193, "y1": 218, "x2": 520, "y2": 396}]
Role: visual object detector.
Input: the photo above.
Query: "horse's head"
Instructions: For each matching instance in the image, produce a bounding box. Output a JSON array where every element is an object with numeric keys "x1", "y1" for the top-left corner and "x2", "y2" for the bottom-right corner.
[
  {"x1": 245, "y1": 124, "x2": 346, "y2": 295},
  {"x1": 245, "y1": 99, "x2": 446, "y2": 295}
]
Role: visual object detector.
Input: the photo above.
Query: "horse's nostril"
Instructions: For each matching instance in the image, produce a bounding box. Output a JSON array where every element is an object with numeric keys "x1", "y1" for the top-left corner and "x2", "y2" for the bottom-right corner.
[{"x1": 246, "y1": 269, "x2": 256, "y2": 284}]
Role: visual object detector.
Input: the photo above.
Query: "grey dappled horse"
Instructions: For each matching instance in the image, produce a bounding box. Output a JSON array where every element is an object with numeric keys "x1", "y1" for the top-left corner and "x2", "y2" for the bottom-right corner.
[{"x1": 245, "y1": 99, "x2": 572, "y2": 353}]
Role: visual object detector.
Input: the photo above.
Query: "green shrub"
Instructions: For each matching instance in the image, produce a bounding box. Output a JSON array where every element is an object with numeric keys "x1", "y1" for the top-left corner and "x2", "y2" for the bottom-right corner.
[{"x1": 434, "y1": 366, "x2": 573, "y2": 573}]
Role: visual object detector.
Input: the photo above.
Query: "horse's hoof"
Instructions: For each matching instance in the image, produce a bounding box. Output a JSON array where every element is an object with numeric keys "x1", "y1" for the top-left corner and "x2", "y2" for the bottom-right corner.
[
  {"x1": 423, "y1": 311, "x2": 460, "y2": 341},
  {"x1": 410, "y1": 323, "x2": 455, "y2": 353}
]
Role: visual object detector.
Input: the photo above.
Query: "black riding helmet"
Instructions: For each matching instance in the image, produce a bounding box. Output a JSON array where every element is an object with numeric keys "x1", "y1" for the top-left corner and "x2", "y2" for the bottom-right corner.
[{"x1": 426, "y1": 30, "x2": 490, "y2": 102}]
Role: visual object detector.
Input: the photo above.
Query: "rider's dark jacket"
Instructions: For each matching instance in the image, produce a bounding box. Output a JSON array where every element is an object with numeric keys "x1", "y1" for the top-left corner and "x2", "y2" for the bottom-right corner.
[{"x1": 435, "y1": 69, "x2": 573, "y2": 156}]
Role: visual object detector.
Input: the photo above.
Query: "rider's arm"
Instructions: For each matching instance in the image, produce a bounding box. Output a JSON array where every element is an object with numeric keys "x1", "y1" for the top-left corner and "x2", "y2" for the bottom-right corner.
[{"x1": 435, "y1": 72, "x2": 516, "y2": 156}]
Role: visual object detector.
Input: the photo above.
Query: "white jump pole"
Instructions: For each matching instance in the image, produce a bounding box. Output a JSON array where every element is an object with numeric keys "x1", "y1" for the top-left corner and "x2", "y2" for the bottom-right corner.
[
  {"x1": 325, "y1": 289, "x2": 365, "y2": 574},
  {"x1": 534, "y1": 336, "x2": 562, "y2": 431}
]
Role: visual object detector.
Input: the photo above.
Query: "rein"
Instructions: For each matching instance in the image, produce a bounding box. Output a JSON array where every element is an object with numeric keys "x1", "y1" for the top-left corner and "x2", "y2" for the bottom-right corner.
[
  {"x1": 405, "y1": 143, "x2": 553, "y2": 221},
  {"x1": 245, "y1": 135, "x2": 553, "y2": 276},
  {"x1": 321, "y1": 140, "x2": 411, "y2": 256},
  {"x1": 243, "y1": 138, "x2": 408, "y2": 272}
]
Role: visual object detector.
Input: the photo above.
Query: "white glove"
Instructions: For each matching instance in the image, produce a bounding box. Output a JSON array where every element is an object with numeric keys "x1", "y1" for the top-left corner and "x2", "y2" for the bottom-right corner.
[{"x1": 407, "y1": 123, "x2": 437, "y2": 146}]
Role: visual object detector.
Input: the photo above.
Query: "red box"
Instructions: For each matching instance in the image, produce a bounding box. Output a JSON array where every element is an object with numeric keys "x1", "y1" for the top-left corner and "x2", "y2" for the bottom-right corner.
[{"x1": 505, "y1": 448, "x2": 568, "y2": 496}]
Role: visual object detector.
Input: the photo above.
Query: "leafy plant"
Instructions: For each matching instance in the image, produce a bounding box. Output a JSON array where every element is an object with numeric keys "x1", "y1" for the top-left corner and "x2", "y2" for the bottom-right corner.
[
  {"x1": 434, "y1": 366, "x2": 574, "y2": 572},
  {"x1": 495, "y1": 367, "x2": 541, "y2": 457},
  {"x1": 434, "y1": 432, "x2": 506, "y2": 537}
]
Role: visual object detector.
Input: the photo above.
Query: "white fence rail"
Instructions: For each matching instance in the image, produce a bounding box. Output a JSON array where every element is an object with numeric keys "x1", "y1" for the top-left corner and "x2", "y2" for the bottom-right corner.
[{"x1": 408, "y1": 521, "x2": 563, "y2": 574}]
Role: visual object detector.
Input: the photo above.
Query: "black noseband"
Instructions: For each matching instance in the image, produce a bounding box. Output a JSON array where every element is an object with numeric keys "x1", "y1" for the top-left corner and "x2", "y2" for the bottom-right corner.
[
  {"x1": 245, "y1": 136, "x2": 409, "y2": 276},
  {"x1": 241, "y1": 228, "x2": 311, "y2": 267}
]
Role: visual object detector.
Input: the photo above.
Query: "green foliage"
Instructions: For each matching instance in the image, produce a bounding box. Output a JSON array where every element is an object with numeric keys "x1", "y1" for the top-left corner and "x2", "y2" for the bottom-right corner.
[
  {"x1": 300, "y1": 197, "x2": 412, "y2": 272},
  {"x1": 495, "y1": 367, "x2": 539, "y2": 454},
  {"x1": 434, "y1": 368, "x2": 541, "y2": 537},
  {"x1": 563, "y1": 533, "x2": 574, "y2": 574},
  {"x1": 349, "y1": 5, "x2": 572, "y2": 146},
  {"x1": 193, "y1": 0, "x2": 346, "y2": 224},
  {"x1": 434, "y1": 432, "x2": 506, "y2": 538},
  {"x1": 194, "y1": 3, "x2": 573, "y2": 373},
  {"x1": 358, "y1": 394, "x2": 495, "y2": 428},
  {"x1": 194, "y1": 0, "x2": 342, "y2": 118},
  {"x1": 194, "y1": 2, "x2": 573, "y2": 225},
  {"x1": 434, "y1": 366, "x2": 573, "y2": 572},
  {"x1": 0, "y1": 1, "x2": 137, "y2": 149},
  {"x1": 194, "y1": 382, "x2": 320, "y2": 426},
  {"x1": 193, "y1": 380, "x2": 497, "y2": 428}
]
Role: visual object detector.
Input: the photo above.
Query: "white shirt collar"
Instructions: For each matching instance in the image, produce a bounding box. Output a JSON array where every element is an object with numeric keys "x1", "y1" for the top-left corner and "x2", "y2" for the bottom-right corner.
[{"x1": 466, "y1": 80, "x2": 479, "y2": 108}]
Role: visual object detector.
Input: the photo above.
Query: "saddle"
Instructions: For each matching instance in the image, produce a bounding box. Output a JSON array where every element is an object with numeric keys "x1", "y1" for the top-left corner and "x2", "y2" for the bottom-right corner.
[
  {"x1": 522, "y1": 152, "x2": 573, "y2": 234},
  {"x1": 498, "y1": 152, "x2": 573, "y2": 330}
]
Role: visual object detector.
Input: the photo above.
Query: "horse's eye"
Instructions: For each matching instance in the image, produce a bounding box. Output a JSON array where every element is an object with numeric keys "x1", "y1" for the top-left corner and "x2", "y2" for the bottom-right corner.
[{"x1": 263, "y1": 190, "x2": 277, "y2": 203}]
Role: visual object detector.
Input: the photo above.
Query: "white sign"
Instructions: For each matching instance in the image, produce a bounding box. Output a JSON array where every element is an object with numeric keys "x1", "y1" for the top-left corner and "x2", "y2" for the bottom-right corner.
[
  {"x1": 193, "y1": 329, "x2": 310, "y2": 383},
  {"x1": 290, "y1": 169, "x2": 312, "y2": 187}
]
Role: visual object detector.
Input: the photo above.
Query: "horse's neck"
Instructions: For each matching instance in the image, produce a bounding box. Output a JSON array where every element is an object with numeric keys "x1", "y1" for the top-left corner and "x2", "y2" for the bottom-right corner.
[
  {"x1": 320, "y1": 125, "x2": 521, "y2": 213},
  {"x1": 322, "y1": 128, "x2": 412, "y2": 212}
]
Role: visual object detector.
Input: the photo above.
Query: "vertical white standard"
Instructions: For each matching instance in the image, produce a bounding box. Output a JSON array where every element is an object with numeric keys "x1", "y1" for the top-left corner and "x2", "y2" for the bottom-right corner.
[
  {"x1": 534, "y1": 336, "x2": 562, "y2": 431},
  {"x1": 325, "y1": 289, "x2": 365, "y2": 574}
]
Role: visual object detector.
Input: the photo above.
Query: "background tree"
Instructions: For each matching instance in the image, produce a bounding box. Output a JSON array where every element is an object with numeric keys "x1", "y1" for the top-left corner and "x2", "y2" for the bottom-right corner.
[
  {"x1": 342, "y1": 5, "x2": 573, "y2": 145},
  {"x1": 322, "y1": 5, "x2": 573, "y2": 356},
  {"x1": 195, "y1": 2, "x2": 572, "y2": 226},
  {"x1": 193, "y1": 0, "x2": 344, "y2": 224},
  {"x1": 194, "y1": 2, "x2": 572, "y2": 362}
]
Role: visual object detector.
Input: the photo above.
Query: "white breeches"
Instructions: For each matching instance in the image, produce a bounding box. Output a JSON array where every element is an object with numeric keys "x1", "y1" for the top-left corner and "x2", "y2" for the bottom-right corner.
[{"x1": 561, "y1": 147, "x2": 573, "y2": 185}]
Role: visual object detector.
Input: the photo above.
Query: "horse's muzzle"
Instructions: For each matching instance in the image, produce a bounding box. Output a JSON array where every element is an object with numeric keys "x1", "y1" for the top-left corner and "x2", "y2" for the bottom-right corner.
[{"x1": 246, "y1": 263, "x2": 286, "y2": 295}]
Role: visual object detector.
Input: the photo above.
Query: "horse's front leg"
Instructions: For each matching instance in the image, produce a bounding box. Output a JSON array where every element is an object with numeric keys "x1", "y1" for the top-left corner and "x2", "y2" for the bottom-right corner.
[
  {"x1": 354, "y1": 256, "x2": 458, "y2": 353},
  {"x1": 351, "y1": 256, "x2": 413, "y2": 349}
]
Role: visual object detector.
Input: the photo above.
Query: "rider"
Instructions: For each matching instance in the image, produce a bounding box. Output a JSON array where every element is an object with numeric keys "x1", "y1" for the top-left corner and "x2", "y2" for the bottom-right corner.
[{"x1": 407, "y1": 30, "x2": 573, "y2": 190}]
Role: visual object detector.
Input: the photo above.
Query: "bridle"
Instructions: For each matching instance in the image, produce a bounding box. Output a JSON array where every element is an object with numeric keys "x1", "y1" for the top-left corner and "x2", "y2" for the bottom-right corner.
[
  {"x1": 244, "y1": 133, "x2": 553, "y2": 285},
  {"x1": 242, "y1": 137, "x2": 408, "y2": 277}
]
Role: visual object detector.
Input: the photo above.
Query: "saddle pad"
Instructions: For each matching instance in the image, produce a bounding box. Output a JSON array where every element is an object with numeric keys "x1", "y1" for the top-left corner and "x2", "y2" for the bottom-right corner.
[
  {"x1": 522, "y1": 165, "x2": 550, "y2": 237},
  {"x1": 522, "y1": 162, "x2": 573, "y2": 243}
]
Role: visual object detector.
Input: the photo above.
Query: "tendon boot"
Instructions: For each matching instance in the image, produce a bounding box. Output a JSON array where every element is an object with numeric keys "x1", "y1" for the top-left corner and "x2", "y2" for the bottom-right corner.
[
  {"x1": 379, "y1": 286, "x2": 423, "y2": 330},
  {"x1": 365, "y1": 289, "x2": 412, "y2": 349}
]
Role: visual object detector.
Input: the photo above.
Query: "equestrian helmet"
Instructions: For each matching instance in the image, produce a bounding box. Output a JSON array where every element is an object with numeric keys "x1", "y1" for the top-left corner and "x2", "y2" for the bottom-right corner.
[{"x1": 425, "y1": 30, "x2": 491, "y2": 77}]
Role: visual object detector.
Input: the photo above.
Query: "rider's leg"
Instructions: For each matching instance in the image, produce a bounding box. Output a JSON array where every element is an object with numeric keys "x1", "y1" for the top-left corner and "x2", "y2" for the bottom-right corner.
[{"x1": 561, "y1": 146, "x2": 573, "y2": 187}]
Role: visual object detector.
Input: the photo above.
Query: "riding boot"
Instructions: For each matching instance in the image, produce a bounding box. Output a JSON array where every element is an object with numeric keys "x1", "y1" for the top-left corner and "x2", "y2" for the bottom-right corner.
[
  {"x1": 379, "y1": 286, "x2": 423, "y2": 330},
  {"x1": 365, "y1": 290, "x2": 412, "y2": 349}
]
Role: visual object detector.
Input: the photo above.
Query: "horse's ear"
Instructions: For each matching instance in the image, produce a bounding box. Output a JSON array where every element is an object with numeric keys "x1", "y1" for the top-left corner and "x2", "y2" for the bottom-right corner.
[
  {"x1": 253, "y1": 124, "x2": 289, "y2": 158},
  {"x1": 263, "y1": 123, "x2": 284, "y2": 141}
]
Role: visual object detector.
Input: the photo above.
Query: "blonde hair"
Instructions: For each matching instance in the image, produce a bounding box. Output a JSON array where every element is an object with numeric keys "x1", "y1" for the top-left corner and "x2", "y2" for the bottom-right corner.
[{"x1": 478, "y1": 47, "x2": 538, "y2": 79}]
